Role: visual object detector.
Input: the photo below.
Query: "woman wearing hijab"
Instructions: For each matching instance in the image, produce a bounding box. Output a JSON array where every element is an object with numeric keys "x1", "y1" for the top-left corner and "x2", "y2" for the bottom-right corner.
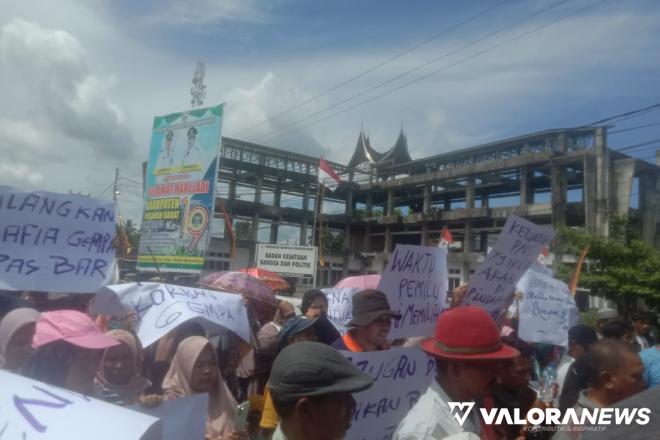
[
  {"x1": 162, "y1": 336, "x2": 247, "y2": 440},
  {"x1": 23, "y1": 310, "x2": 120, "y2": 395},
  {"x1": 96, "y1": 329, "x2": 161, "y2": 406},
  {"x1": 0, "y1": 307, "x2": 40, "y2": 372}
]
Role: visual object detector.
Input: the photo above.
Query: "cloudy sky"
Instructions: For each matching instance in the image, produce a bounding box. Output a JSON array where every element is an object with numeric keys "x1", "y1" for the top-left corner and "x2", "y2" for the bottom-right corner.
[{"x1": 1, "y1": 0, "x2": 659, "y2": 223}]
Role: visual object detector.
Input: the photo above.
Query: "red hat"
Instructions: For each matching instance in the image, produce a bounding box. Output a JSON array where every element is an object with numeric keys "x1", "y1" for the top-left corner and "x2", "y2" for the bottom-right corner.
[{"x1": 421, "y1": 306, "x2": 520, "y2": 361}]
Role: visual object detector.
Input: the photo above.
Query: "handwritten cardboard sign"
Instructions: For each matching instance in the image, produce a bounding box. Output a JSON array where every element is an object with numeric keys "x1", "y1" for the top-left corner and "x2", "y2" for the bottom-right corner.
[
  {"x1": 517, "y1": 271, "x2": 578, "y2": 347},
  {"x1": 322, "y1": 287, "x2": 361, "y2": 335},
  {"x1": 0, "y1": 188, "x2": 116, "y2": 293},
  {"x1": 93, "y1": 283, "x2": 250, "y2": 348},
  {"x1": 464, "y1": 215, "x2": 555, "y2": 320},
  {"x1": 341, "y1": 347, "x2": 436, "y2": 440},
  {"x1": 0, "y1": 370, "x2": 162, "y2": 440},
  {"x1": 129, "y1": 393, "x2": 208, "y2": 440},
  {"x1": 378, "y1": 245, "x2": 448, "y2": 339}
]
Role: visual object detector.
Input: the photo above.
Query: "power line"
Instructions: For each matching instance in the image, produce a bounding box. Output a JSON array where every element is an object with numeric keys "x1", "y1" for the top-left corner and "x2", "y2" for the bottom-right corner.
[
  {"x1": 232, "y1": 0, "x2": 513, "y2": 137},
  {"x1": 583, "y1": 102, "x2": 660, "y2": 127},
  {"x1": 257, "y1": 0, "x2": 606, "y2": 145},
  {"x1": 615, "y1": 137, "x2": 660, "y2": 153},
  {"x1": 609, "y1": 121, "x2": 660, "y2": 134},
  {"x1": 249, "y1": 0, "x2": 572, "y2": 143},
  {"x1": 119, "y1": 174, "x2": 143, "y2": 186},
  {"x1": 95, "y1": 182, "x2": 114, "y2": 199}
]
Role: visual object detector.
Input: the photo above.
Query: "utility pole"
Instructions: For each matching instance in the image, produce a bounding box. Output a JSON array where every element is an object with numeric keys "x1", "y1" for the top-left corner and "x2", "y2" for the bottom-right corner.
[{"x1": 113, "y1": 167, "x2": 119, "y2": 202}]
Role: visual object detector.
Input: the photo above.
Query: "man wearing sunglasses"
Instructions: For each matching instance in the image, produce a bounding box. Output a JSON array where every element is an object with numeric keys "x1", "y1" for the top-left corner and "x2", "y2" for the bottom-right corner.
[{"x1": 331, "y1": 289, "x2": 401, "y2": 352}]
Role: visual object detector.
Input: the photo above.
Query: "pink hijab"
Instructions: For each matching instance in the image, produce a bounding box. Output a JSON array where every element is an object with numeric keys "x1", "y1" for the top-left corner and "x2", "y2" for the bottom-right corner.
[
  {"x1": 95, "y1": 330, "x2": 151, "y2": 403},
  {"x1": 162, "y1": 336, "x2": 236, "y2": 438}
]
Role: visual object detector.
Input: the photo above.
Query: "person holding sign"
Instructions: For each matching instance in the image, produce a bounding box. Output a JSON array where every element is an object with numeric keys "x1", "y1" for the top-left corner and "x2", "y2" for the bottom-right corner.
[
  {"x1": 162, "y1": 336, "x2": 247, "y2": 440},
  {"x1": 394, "y1": 306, "x2": 519, "y2": 439},
  {"x1": 0, "y1": 307, "x2": 39, "y2": 372},
  {"x1": 331, "y1": 289, "x2": 401, "y2": 352},
  {"x1": 96, "y1": 329, "x2": 162, "y2": 407},
  {"x1": 268, "y1": 341, "x2": 374, "y2": 440},
  {"x1": 23, "y1": 310, "x2": 121, "y2": 395}
]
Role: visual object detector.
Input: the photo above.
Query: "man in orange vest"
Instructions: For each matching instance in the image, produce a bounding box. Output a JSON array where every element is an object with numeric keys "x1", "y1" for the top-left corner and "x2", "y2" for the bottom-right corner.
[{"x1": 331, "y1": 289, "x2": 401, "y2": 352}]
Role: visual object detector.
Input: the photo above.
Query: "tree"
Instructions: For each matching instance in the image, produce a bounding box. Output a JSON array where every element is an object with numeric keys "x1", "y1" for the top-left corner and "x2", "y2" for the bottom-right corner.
[
  {"x1": 322, "y1": 229, "x2": 344, "y2": 255},
  {"x1": 234, "y1": 221, "x2": 252, "y2": 241},
  {"x1": 559, "y1": 216, "x2": 660, "y2": 312}
]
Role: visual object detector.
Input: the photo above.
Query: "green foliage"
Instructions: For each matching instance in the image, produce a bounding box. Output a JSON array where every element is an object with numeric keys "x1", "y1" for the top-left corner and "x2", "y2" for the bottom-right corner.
[
  {"x1": 234, "y1": 221, "x2": 252, "y2": 241},
  {"x1": 559, "y1": 215, "x2": 660, "y2": 309},
  {"x1": 322, "y1": 229, "x2": 344, "y2": 255}
]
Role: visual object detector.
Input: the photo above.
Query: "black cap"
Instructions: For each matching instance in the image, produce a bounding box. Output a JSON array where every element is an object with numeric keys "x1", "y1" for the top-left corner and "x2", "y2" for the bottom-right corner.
[
  {"x1": 347, "y1": 289, "x2": 401, "y2": 327},
  {"x1": 277, "y1": 317, "x2": 317, "y2": 351},
  {"x1": 269, "y1": 341, "x2": 374, "y2": 402},
  {"x1": 568, "y1": 324, "x2": 598, "y2": 347}
]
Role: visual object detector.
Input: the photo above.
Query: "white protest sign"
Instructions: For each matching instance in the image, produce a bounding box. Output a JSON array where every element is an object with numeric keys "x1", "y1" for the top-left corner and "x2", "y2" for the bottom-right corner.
[
  {"x1": 322, "y1": 287, "x2": 361, "y2": 335},
  {"x1": 93, "y1": 283, "x2": 250, "y2": 348},
  {"x1": 0, "y1": 188, "x2": 116, "y2": 293},
  {"x1": 129, "y1": 393, "x2": 208, "y2": 440},
  {"x1": 464, "y1": 215, "x2": 555, "y2": 320},
  {"x1": 0, "y1": 370, "x2": 162, "y2": 440},
  {"x1": 341, "y1": 347, "x2": 436, "y2": 440},
  {"x1": 377, "y1": 245, "x2": 448, "y2": 339},
  {"x1": 517, "y1": 271, "x2": 578, "y2": 347}
]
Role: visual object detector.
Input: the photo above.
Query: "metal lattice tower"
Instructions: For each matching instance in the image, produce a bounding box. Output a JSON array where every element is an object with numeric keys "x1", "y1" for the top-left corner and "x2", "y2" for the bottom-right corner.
[{"x1": 190, "y1": 62, "x2": 207, "y2": 108}]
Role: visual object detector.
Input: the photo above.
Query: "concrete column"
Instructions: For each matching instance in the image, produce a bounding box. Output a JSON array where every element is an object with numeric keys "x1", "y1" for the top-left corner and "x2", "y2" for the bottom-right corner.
[
  {"x1": 342, "y1": 224, "x2": 351, "y2": 277},
  {"x1": 423, "y1": 185, "x2": 431, "y2": 214},
  {"x1": 551, "y1": 162, "x2": 567, "y2": 229},
  {"x1": 612, "y1": 159, "x2": 636, "y2": 216},
  {"x1": 520, "y1": 169, "x2": 533, "y2": 207},
  {"x1": 345, "y1": 189, "x2": 354, "y2": 217},
  {"x1": 482, "y1": 194, "x2": 489, "y2": 208},
  {"x1": 254, "y1": 176, "x2": 263, "y2": 204},
  {"x1": 463, "y1": 222, "x2": 473, "y2": 253},
  {"x1": 594, "y1": 127, "x2": 610, "y2": 236},
  {"x1": 273, "y1": 181, "x2": 282, "y2": 208},
  {"x1": 466, "y1": 176, "x2": 475, "y2": 209},
  {"x1": 366, "y1": 193, "x2": 374, "y2": 216},
  {"x1": 445, "y1": 197, "x2": 452, "y2": 211},
  {"x1": 384, "y1": 225, "x2": 392, "y2": 254},
  {"x1": 640, "y1": 171, "x2": 660, "y2": 248},
  {"x1": 387, "y1": 190, "x2": 394, "y2": 216},
  {"x1": 583, "y1": 155, "x2": 598, "y2": 234},
  {"x1": 421, "y1": 224, "x2": 429, "y2": 246},
  {"x1": 364, "y1": 225, "x2": 371, "y2": 252},
  {"x1": 300, "y1": 165, "x2": 311, "y2": 245},
  {"x1": 228, "y1": 179, "x2": 237, "y2": 200}
]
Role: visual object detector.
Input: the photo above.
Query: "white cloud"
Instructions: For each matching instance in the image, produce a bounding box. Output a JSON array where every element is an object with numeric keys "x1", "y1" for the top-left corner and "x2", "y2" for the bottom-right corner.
[{"x1": 148, "y1": 0, "x2": 268, "y2": 26}]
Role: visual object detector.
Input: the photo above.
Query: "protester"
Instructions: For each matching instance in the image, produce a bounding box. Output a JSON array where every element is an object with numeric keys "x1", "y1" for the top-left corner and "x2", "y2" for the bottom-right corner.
[
  {"x1": 491, "y1": 337, "x2": 537, "y2": 440},
  {"x1": 23, "y1": 310, "x2": 120, "y2": 395},
  {"x1": 217, "y1": 332, "x2": 242, "y2": 401},
  {"x1": 600, "y1": 319, "x2": 636, "y2": 346},
  {"x1": 300, "y1": 289, "x2": 340, "y2": 345},
  {"x1": 268, "y1": 341, "x2": 374, "y2": 440},
  {"x1": 253, "y1": 301, "x2": 295, "y2": 388},
  {"x1": 595, "y1": 308, "x2": 618, "y2": 337},
  {"x1": 557, "y1": 325, "x2": 598, "y2": 396},
  {"x1": 162, "y1": 335, "x2": 247, "y2": 440},
  {"x1": 260, "y1": 317, "x2": 320, "y2": 438},
  {"x1": 331, "y1": 289, "x2": 401, "y2": 352},
  {"x1": 143, "y1": 320, "x2": 206, "y2": 394},
  {"x1": 639, "y1": 344, "x2": 660, "y2": 388},
  {"x1": 0, "y1": 291, "x2": 32, "y2": 320},
  {"x1": 631, "y1": 312, "x2": 654, "y2": 349},
  {"x1": 0, "y1": 307, "x2": 40, "y2": 372},
  {"x1": 394, "y1": 306, "x2": 519, "y2": 439},
  {"x1": 553, "y1": 339, "x2": 646, "y2": 440},
  {"x1": 95, "y1": 329, "x2": 162, "y2": 406}
]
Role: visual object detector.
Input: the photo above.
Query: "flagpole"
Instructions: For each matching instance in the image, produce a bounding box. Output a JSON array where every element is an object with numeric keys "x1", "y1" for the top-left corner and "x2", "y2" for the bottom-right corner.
[{"x1": 311, "y1": 157, "x2": 323, "y2": 247}]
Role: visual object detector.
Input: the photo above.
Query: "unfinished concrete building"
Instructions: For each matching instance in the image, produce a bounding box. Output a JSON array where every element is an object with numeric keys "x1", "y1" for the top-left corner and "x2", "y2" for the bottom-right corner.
[{"x1": 207, "y1": 127, "x2": 660, "y2": 290}]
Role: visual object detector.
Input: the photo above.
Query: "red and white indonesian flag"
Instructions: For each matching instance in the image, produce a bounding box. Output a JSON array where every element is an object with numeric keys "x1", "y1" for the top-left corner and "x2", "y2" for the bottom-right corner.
[
  {"x1": 438, "y1": 225, "x2": 454, "y2": 247},
  {"x1": 318, "y1": 158, "x2": 341, "y2": 191}
]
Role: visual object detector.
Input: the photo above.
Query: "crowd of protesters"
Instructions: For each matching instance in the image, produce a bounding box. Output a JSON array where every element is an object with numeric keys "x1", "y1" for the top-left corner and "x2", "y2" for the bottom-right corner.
[{"x1": 1, "y1": 284, "x2": 658, "y2": 440}]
